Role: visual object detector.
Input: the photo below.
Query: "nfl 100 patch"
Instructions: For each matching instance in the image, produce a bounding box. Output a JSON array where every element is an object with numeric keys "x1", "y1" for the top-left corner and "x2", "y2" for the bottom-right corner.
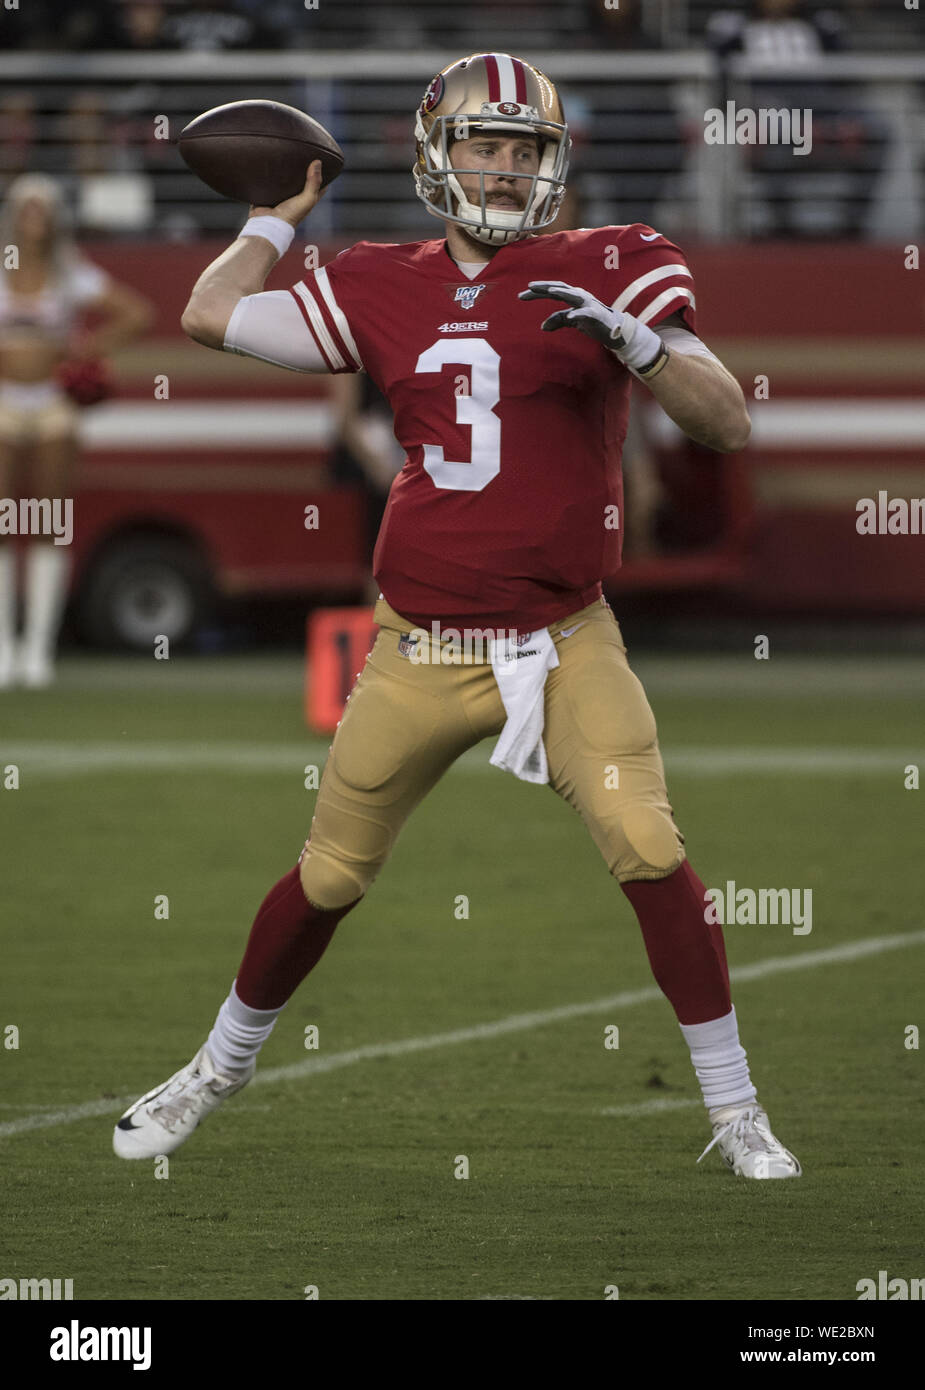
[{"x1": 445, "y1": 283, "x2": 491, "y2": 312}]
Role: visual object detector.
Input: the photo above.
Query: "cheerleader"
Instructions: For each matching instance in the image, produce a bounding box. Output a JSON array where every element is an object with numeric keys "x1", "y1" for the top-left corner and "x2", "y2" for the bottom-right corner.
[{"x1": 0, "y1": 175, "x2": 152, "y2": 687}]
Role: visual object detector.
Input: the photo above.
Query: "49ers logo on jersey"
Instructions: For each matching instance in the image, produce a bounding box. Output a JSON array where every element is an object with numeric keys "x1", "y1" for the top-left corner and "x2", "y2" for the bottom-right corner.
[{"x1": 446, "y1": 283, "x2": 490, "y2": 312}]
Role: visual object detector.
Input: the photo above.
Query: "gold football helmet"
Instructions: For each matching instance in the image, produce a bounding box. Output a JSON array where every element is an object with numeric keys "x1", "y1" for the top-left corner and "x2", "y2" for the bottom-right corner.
[{"x1": 413, "y1": 52, "x2": 570, "y2": 246}]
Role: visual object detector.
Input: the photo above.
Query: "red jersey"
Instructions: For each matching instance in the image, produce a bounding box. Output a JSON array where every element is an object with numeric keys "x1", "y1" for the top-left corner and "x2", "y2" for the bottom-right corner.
[{"x1": 291, "y1": 225, "x2": 697, "y2": 632}]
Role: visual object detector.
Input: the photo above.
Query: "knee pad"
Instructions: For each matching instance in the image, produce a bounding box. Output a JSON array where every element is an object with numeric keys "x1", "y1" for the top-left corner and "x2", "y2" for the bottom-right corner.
[
  {"x1": 299, "y1": 843, "x2": 379, "y2": 910},
  {"x1": 622, "y1": 802, "x2": 682, "y2": 872},
  {"x1": 613, "y1": 802, "x2": 684, "y2": 881}
]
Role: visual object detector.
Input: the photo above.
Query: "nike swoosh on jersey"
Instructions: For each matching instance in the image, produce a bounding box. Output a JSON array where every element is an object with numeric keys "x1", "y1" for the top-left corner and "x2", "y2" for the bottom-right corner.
[{"x1": 640, "y1": 232, "x2": 661, "y2": 241}]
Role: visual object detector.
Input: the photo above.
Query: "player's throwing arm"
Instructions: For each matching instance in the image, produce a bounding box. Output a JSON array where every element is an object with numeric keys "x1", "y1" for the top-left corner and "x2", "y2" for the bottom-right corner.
[{"x1": 181, "y1": 161, "x2": 326, "y2": 352}]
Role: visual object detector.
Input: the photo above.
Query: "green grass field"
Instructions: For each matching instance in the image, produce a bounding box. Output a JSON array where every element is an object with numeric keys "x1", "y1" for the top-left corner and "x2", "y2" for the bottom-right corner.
[{"x1": 1, "y1": 652, "x2": 923, "y2": 1301}]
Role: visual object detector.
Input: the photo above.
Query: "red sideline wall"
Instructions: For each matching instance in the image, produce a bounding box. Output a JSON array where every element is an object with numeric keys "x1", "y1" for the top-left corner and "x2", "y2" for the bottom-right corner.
[{"x1": 85, "y1": 240, "x2": 925, "y2": 339}]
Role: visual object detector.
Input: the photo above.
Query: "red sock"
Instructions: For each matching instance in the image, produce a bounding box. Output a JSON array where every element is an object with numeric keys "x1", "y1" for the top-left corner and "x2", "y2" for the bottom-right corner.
[
  {"x1": 234, "y1": 865, "x2": 361, "y2": 1010},
  {"x1": 621, "y1": 860, "x2": 731, "y2": 1025}
]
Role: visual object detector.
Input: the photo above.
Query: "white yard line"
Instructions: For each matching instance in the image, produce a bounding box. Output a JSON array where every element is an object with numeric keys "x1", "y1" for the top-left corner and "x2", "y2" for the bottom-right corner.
[
  {"x1": 1, "y1": 929, "x2": 922, "y2": 1142},
  {"x1": 2, "y1": 740, "x2": 922, "y2": 781},
  {"x1": 0, "y1": 741, "x2": 332, "y2": 780},
  {"x1": 9, "y1": 654, "x2": 925, "y2": 700},
  {"x1": 598, "y1": 1099, "x2": 703, "y2": 1118}
]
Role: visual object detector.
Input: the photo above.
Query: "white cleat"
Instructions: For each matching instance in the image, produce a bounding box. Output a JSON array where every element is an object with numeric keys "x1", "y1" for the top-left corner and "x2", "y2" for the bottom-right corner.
[
  {"x1": 697, "y1": 1103, "x2": 802, "y2": 1179},
  {"x1": 113, "y1": 1044, "x2": 253, "y2": 1160}
]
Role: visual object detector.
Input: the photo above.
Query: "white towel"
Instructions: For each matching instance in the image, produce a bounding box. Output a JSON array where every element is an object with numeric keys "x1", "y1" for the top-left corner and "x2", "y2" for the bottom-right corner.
[{"x1": 488, "y1": 627, "x2": 559, "y2": 783}]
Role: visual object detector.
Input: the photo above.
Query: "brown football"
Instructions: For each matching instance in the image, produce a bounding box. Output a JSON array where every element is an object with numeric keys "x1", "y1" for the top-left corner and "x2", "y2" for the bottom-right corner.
[{"x1": 177, "y1": 99, "x2": 344, "y2": 205}]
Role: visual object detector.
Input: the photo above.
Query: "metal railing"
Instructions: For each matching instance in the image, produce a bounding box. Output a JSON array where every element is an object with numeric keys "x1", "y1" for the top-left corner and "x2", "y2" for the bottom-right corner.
[
  {"x1": 0, "y1": 51, "x2": 920, "y2": 241},
  {"x1": 721, "y1": 55, "x2": 924, "y2": 238}
]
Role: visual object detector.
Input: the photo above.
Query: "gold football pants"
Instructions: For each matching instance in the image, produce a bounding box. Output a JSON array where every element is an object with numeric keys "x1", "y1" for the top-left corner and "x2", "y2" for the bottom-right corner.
[{"x1": 299, "y1": 594, "x2": 686, "y2": 908}]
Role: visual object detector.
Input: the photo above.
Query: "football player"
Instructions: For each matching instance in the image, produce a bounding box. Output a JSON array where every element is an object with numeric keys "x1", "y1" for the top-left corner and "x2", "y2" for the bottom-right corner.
[{"x1": 114, "y1": 54, "x2": 800, "y2": 1180}]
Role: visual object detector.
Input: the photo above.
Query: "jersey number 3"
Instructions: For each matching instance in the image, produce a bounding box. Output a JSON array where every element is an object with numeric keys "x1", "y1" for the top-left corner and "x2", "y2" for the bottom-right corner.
[{"x1": 415, "y1": 338, "x2": 501, "y2": 492}]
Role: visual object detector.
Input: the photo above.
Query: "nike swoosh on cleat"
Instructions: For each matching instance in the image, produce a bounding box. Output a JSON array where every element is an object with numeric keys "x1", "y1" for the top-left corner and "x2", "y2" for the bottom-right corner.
[{"x1": 116, "y1": 1115, "x2": 142, "y2": 1131}]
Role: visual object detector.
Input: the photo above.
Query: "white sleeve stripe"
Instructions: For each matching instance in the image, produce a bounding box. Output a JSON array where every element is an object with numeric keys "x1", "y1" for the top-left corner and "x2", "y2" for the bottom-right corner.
[
  {"x1": 611, "y1": 263, "x2": 693, "y2": 315},
  {"x1": 636, "y1": 286, "x2": 696, "y2": 327},
  {"x1": 291, "y1": 282, "x2": 345, "y2": 371},
  {"x1": 314, "y1": 266, "x2": 363, "y2": 370}
]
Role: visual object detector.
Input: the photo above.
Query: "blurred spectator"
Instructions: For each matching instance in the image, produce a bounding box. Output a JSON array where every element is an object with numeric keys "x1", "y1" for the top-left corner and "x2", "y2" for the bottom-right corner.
[
  {"x1": 36, "y1": 0, "x2": 285, "y2": 50},
  {"x1": 106, "y1": 2, "x2": 172, "y2": 50},
  {"x1": 63, "y1": 92, "x2": 110, "y2": 177},
  {"x1": 56, "y1": 91, "x2": 154, "y2": 232},
  {"x1": 0, "y1": 0, "x2": 70, "y2": 49},
  {"x1": 708, "y1": 0, "x2": 845, "y2": 62},
  {"x1": 0, "y1": 0, "x2": 164, "y2": 50},
  {"x1": 0, "y1": 95, "x2": 38, "y2": 185},
  {"x1": 583, "y1": 0, "x2": 685, "y2": 231},
  {"x1": 707, "y1": 0, "x2": 889, "y2": 236},
  {"x1": 160, "y1": 0, "x2": 282, "y2": 51},
  {"x1": 235, "y1": 0, "x2": 305, "y2": 48},
  {"x1": 438, "y1": 0, "x2": 567, "y2": 49},
  {"x1": 46, "y1": 0, "x2": 111, "y2": 49},
  {"x1": 585, "y1": 0, "x2": 661, "y2": 50}
]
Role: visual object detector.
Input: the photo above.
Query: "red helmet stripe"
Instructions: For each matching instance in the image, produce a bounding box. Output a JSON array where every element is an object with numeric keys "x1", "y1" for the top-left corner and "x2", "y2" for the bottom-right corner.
[
  {"x1": 483, "y1": 53, "x2": 501, "y2": 103},
  {"x1": 512, "y1": 58, "x2": 528, "y2": 104}
]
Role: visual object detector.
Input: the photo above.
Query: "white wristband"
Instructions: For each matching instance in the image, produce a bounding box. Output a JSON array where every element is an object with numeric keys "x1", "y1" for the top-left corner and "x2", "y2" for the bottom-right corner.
[
  {"x1": 607, "y1": 311, "x2": 663, "y2": 371},
  {"x1": 239, "y1": 216, "x2": 295, "y2": 258}
]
